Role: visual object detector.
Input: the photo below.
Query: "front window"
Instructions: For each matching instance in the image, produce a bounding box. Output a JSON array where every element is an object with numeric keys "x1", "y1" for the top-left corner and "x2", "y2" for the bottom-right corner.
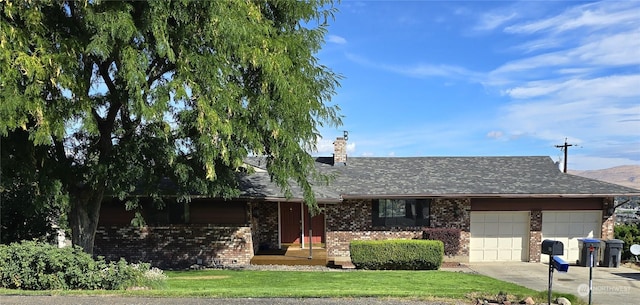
[{"x1": 372, "y1": 199, "x2": 430, "y2": 227}]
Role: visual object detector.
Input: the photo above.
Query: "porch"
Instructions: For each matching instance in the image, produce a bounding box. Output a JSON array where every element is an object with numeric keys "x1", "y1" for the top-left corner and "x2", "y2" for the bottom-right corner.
[{"x1": 250, "y1": 244, "x2": 327, "y2": 266}]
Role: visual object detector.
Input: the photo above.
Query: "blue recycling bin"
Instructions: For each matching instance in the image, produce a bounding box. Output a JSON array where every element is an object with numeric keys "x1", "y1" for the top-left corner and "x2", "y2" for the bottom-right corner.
[{"x1": 578, "y1": 238, "x2": 600, "y2": 267}]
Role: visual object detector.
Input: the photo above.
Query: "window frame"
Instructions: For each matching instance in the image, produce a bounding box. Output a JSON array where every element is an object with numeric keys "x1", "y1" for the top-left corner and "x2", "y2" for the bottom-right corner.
[{"x1": 372, "y1": 198, "x2": 431, "y2": 227}]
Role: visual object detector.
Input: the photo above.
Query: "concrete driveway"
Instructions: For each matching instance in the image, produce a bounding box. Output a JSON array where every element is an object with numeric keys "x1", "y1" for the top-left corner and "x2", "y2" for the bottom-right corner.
[{"x1": 468, "y1": 262, "x2": 640, "y2": 305}]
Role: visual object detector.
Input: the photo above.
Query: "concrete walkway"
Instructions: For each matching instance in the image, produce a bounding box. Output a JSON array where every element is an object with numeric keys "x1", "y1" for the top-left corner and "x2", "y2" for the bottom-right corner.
[{"x1": 468, "y1": 262, "x2": 640, "y2": 305}]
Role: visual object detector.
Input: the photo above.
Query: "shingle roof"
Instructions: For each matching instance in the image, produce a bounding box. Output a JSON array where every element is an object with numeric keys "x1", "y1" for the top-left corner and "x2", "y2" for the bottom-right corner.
[
  {"x1": 239, "y1": 156, "x2": 640, "y2": 201},
  {"x1": 238, "y1": 171, "x2": 341, "y2": 202}
]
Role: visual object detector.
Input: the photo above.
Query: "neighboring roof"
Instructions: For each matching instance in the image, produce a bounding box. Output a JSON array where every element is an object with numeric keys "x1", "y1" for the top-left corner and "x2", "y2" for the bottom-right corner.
[{"x1": 239, "y1": 156, "x2": 640, "y2": 201}]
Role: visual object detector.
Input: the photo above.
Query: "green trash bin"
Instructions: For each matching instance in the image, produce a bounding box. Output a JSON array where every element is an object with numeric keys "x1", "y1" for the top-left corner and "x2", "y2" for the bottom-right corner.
[
  {"x1": 578, "y1": 238, "x2": 600, "y2": 267},
  {"x1": 601, "y1": 239, "x2": 624, "y2": 268}
]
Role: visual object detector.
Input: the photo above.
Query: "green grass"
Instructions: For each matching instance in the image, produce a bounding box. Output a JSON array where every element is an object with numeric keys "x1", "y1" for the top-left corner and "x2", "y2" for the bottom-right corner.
[{"x1": 0, "y1": 269, "x2": 584, "y2": 303}]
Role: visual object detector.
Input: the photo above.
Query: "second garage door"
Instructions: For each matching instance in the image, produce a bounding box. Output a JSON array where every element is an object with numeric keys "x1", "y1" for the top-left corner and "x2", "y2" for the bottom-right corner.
[
  {"x1": 541, "y1": 211, "x2": 602, "y2": 264},
  {"x1": 470, "y1": 211, "x2": 529, "y2": 262}
]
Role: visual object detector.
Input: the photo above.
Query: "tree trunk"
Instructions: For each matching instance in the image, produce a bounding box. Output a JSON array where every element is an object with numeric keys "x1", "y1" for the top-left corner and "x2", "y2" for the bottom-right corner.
[{"x1": 69, "y1": 187, "x2": 104, "y2": 255}]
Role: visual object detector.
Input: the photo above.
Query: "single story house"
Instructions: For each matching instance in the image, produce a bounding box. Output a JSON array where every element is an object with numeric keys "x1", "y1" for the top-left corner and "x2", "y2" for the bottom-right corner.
[{"x1": 95, "y1": 137, "x2": 640, "y2": 268}]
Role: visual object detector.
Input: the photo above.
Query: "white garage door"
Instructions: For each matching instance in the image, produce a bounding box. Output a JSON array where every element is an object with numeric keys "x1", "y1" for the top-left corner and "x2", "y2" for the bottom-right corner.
[
  {"x1": 470, "y1": 211, "x2": 529, "y2": 262},
  {"x1": 541, "y1": 211, "x2": 601, "y2": 264}
]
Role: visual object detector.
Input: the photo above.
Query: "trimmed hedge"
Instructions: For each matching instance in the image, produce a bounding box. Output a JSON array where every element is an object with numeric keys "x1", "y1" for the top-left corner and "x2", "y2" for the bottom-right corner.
[
  {"x1": 0, "y1": 241, "x2": 165, "y2": 290},
  {"x1": 350, "y1": 239, "x2": 444, "y2": 270},
  {"x1": 422, "y1": 228, "x2": 461, "y2": 257}
]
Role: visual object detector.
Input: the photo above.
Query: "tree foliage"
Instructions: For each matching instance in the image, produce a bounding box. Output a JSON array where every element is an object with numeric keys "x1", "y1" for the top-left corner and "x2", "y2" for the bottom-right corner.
[
  {"x1": 0, "y1": 0, "x2": 341, "y2": 253},
  {"x1": 1, "y1": 129, "x2": 68, "y2": 244},
  {"x1": 614, "y1": 224, "x2": 640, "y2": 261}
]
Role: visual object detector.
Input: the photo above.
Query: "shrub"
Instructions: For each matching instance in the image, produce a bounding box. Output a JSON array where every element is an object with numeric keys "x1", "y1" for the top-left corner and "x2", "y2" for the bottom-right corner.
[
  {"x1": 350, "y1": 239, "x2": 443, "y2": 270},
  {"x1": 423, "y1": 228, "x2": 461, "y2": 257},
  {"x1": 0, "y1": 241, "x2": 165, "y2": 290},
  {"x1": 614, "y1": 224, "x2": 640, "y2": 260}
]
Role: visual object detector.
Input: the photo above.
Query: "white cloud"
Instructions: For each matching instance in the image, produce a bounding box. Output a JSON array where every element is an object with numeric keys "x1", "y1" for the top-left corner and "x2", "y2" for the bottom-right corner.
[
  {"x1": 505, "y1": 2, "x2": 640, "y2": 34},
  {"x1": 510, "y1": 37, "x2": 564, "y2": 53},
  {"x1": 344, "y1": 53, "x2": 483, "y2": 82},
  {"x1": 327, "y1": 34, "x2": 347, "y2": 44},
  {"x1": 331, "y1": 1, "x2": 640, "y2": 168},
  {"x1": 482, "y1": 2, "x2": 640, "y2": 168},
  {"x1": 312, "y1": 136, "x2": 356, "y2": 156},
  {"x1": 346, "y1": 142, "x2": 356, "y2": 154},
  {"x1": 475, "y1": 12, "x2": 517, "y2": 31},
  {"x1": 487, "y1": 131, "x2": 504, "y2": 139}
]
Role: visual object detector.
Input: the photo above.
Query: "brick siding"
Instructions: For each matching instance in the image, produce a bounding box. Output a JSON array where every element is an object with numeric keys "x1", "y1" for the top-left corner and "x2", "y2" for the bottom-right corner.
[
  {"x1": 252, "y1": 201, "x2": 279, "y2": 250},
  {"x1": 325, "y1": 198, "x2": 470, "y2": 259},
  {"x1": 529, "y1": 210, "x2": 543, "y2": 262},
  {"x1": 601, "y1": 197, "x2": 615, "y2": 240},
  {"x1": 94, "y1": 225, "x2": 253, "y2": 269}
]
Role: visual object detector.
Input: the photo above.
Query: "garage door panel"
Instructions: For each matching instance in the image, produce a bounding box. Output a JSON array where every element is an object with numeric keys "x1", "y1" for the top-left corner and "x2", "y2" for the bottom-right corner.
[
  {"x1": 470, "y1": 211, "x2": 529, "y2": 262},
  {"x1": 498, "y1": 237, "x2": 515, "y2": 248},
  {"x1": 554, "y1": 223, "x2": 569, "y2": 234},
  {"x1": 485, "y1": 214, "x2": 499, "y2": 223},
  {"x1": 498, "y1": 213, "x2": 513, "y2": 222},
  {"x1": 542, "y1": 211, "x2": 601, "y2": 263},
  {"x1": 469, "y1": 238, "x2": 484, "y2": 249},
  {"x1": 485, "y1": 223, "x2": 499, "y2": 236},
  {"x1": 569, "y1": 223, "x2": 587, "y2": 235},
  {"x1": 499, "y1": 223, "x2": 513, "y2": 235},
  {"x1": 470, "y1": 213, "x2": 484, "y2": 223},
  {"x1": 484, "y1": 238, "x2": 498, "y2": 249}
]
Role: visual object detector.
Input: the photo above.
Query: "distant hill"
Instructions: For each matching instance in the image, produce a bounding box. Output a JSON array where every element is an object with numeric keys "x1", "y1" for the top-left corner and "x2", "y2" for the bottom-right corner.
[{"x1": 569, "y1": 165, "x2": 640, "y2": 190}]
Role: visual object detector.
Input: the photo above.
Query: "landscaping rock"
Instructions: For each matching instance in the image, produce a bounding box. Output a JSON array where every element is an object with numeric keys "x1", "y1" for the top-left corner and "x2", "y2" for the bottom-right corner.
[
  {"x1": 520, "y1": 296, "x2": 535, "y2": 305},
  {"x1": 556, "y1": 297, "x2": 571, "y2": 305}
]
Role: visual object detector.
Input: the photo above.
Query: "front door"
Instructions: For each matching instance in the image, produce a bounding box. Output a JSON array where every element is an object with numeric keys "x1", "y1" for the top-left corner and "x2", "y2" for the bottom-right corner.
[
  {"x1": 279, "y1": 202, "x2": 325, "y2": 246},
  {"x1": 304, "y1": 205, "x2": 326, "y2": 244},
  {"x1": 280, "y1": 202, "x2": 302, "y2": 244}
]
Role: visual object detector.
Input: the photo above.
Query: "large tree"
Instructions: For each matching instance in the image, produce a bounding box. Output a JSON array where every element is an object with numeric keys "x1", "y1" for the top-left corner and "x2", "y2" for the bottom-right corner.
[{"x1": 0, "y1": 0, "x2": 341, "y2": 254}]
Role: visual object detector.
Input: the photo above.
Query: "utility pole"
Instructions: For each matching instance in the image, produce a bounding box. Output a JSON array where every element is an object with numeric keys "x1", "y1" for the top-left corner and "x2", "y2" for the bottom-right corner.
[{"x1": 555, "y1": 138, "x2": 574, "y2": 173}]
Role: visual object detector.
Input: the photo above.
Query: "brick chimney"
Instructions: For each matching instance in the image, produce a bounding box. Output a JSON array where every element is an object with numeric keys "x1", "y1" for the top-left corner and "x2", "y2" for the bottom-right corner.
[{"x1": 333, "y1": 136, "x2": 347, "y2": 166}]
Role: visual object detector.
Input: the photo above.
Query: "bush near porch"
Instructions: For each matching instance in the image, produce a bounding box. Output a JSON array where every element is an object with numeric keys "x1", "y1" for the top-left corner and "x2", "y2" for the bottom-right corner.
[
  {"x1": 350, "y1": 239, "x2": 444, "y2": 270},
  {"x1": 423, "y1": 227, "x2": 461, "y2": 257}
]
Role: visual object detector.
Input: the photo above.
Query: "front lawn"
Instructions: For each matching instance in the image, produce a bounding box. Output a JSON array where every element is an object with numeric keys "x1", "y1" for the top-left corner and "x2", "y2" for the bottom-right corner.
[
  {"x1": 0, "y1": 269, "x2": 583, "y2": 303},
  {"x1": 161, "y1": 269, "x2": 534, "y2": 299}
]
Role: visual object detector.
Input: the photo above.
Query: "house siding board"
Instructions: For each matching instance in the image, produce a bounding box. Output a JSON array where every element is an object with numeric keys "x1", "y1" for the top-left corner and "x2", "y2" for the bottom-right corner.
[
  {"x1": 189, "y1": 201, "x2": 247, "y2": 224},
  {"x1": 94, "y1": 225, "x2": 253, "y2": 269},
  {"x1": 98, "y1": 202, "x2": 135, "y2": 225},
  {"x1": 472, "y1": 198, "x2": 602, "y2": 211}
]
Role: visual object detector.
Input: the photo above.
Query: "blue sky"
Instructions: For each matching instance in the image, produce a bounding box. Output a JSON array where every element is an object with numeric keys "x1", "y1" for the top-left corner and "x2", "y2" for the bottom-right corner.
[{"x1": 313, "y1": 0, "x2": 640, "y2": 171}]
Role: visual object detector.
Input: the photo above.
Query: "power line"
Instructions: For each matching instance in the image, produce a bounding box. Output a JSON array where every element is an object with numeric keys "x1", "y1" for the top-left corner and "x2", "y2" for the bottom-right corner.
[{"x1": 555, "y1": 138, "x2": 574, "y2": 173}]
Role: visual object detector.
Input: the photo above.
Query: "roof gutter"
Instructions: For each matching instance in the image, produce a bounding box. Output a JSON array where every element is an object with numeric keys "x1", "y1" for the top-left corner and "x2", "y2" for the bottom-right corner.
[
  {"x1": 339, "y1": 193, "x2": 640, "y2": 199},
  {"x1": 240, "y1": 196, "x2": 342, "y2": 204}
]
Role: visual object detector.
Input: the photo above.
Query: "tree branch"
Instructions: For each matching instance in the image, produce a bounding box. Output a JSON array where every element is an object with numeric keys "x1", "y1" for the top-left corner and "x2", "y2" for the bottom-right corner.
[
  {"x1": 97, "y1": 60, "x2": 117, "y2": 94},
  {"x1": 147, "y1": 60, "x2": 176, "y2": 87}
]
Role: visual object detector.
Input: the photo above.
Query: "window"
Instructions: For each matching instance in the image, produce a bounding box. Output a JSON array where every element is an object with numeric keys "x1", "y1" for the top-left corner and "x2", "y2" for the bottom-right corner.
[{"x1": 372, "y1": 199, "x2": 430, "y2": 227}]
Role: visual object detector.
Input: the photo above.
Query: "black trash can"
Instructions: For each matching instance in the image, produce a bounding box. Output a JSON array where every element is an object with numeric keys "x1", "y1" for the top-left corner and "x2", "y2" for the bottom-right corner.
[
  {"x1": 601, "y1": 239, "x2": 624, "y2": 268},
  {"x1": 578, "y1": 238, "x2": 600, "y2": 267}
]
